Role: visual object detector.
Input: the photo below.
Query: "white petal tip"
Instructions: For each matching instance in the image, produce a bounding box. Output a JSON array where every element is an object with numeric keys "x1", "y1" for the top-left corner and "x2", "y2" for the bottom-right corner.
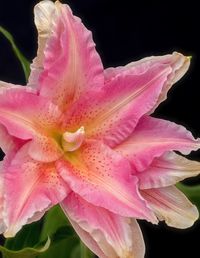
[{"x1": 3, "y1": 225, "x2": 19, "y2": 238}]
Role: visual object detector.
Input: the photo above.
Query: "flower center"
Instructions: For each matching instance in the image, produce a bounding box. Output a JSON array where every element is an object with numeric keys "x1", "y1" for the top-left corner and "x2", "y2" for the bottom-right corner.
[{"x1": 61, "y1": 126, "x2": 85, "y2": 152}]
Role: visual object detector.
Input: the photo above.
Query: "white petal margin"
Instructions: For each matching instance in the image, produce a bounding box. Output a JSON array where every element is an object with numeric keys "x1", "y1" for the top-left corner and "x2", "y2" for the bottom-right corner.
[
  {"x1": 105, "y1": 52, "x2": 190, "y2": 113},
  {"x1": 61, "y1": 193, "x2": 145, "y2": 258},
  {"x1": 28, "y1": 0, "x2": 56, "y2": 87},
  {"x1": 0, "y1": 81, "x2": 34, "y2": 94},
  {"x1": 141, "y1": 186, "x2": 199, "y2": 229},
  {"x1": 138, "y1": 152, "x2": 200, "y2": 189},
  {"x1": 67, "y1": 217, "x2": 108, "y2": 258},
  {"x1": 0, "y1": 124, "x2": 21, "y2": 234},
  {"x1": 0, "y1": 162, "x2": 6, "y2": 234}
]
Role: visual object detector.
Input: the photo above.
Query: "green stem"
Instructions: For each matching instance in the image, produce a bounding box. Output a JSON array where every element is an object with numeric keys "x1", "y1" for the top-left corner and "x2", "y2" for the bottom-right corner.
[
  {"x1": 80, "y1": 241, "x2": 94, "y2": 258},
  {"x1": 0, "y1": 26, "x2": 30, "y2": 82}
]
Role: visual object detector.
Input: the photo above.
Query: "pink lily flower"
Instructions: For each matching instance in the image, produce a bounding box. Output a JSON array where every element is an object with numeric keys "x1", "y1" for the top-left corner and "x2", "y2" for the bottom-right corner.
[{"x1": 0, "y1": 0, "x2": 200, "y2": 257}]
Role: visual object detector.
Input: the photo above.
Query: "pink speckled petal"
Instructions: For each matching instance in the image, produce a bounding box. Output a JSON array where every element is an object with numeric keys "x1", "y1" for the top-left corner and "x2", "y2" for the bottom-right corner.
[
  {"x1": 138, "y1": 152, "x2": 200, "y2": 189},
  {"x1": 3, "y1": 143, "x2": 69, "y2": 237},
  {"x1": 57, "y1": 140, "x2": 156, "y2": 222},
  {"x1": 27, "y1": 135, "x2": 63, "y2": 163},
  {"x1": 141, "y1": 186, "x2": 199, "y2": 229},
  {"x1": 116, "y1": 116, "x2": 200, "y2": 172},
  {"x1": 62, "y1": 193, "x2": 145, "y2": 258},
  {"x1": 0, "y1": 88, "x2": 61, "y2": 138},
  {"x1": 105, "y1": 52, "x2": 190, "y2": 112},
  {"x1": 0, "y1": 88, "x2": 63, "y2": 162},
  {"x1": 64, "y1": 60, "x2": 176, "y2": 147},
  {"x1": 33, "y1": 0, "x2": 103, "y2": 108}
]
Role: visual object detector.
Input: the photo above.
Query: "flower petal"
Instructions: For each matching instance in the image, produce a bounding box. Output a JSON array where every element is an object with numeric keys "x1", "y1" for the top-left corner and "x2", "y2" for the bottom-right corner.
[
  {"x1": 31, "y1": 0, "x2": 104, "y2": 109},
  {"x1": 0, "y1": 88, "x2": 61, "y2": 138},
  {"x1": 68, "y1": 218, "x2": 108, "y2": 258},
  {"x1": 64, "y1": 54, "x2": 188, "y2": 147},
  {"x1": 0, "y1": 163, "x2": 5, "y2": 234},
  {"x1": 0, "y1": 88, "x2": 63, "y2": 162},
  {"x1": 0, "y1": 125, "x2": 24, "y2": 234},
  {"x1": 28, "y1": 0, "x2": 56, "y2": 88},
  {"x1": 138, "y1": 152, "x2": 200, "y2": 189},
  {"x1": 105, "y1": 51, "x2": 190, "y2": 112},
  {"x1": 62, "y1": 192, "x2": 145, "y2": 258},
  {"x1": 2, "y1": 143, "x2": 69, "y2": 237},
  {"x1": 115, "y1": 116, "x2": 200, "y2": 172},
  {"x1": 0, "y1": 124, "x2": 22, "y2": 154},
  {"x1": 0, "y1": 81, "x2": 28, "y2": 93},
  {"x1": 57, "y1": 140, "x2": 156, "y2": 222},
  {"x1": 141, "y1": 186, "x2": 199, "y2": 229}
]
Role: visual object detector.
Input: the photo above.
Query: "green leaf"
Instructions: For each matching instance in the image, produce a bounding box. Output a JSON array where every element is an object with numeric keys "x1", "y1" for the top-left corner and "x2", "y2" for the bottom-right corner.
[
  {"x1": 0, "y1": 26, "x2": 30, "y2": 81},
  {"x1": 5, "y1": 221, "x2": 43, "y2": 250},
  {"x1": 2, "y1": 221, "x2": 50, "y2": 258},
  {"x1": 70, "y1": 245, "x2": 80, "y2": 258},
  {"x1": 39, "y1": 205, "x2": 69, "y2": 242},
  {"x1": 0, "y1": 237, "x2": 50, "y2": 258},
  {"x1": 2, "y1": 206, "x2": 95, "y2": 258},
  {"x1": 80, "y1": 242, "x2": 94, "y2": 258},
  {"x1": 177, "y1": 183, "x2": 200, "y2": 213},
  {"x1": 2, "y1": 210, "x2": 77, "y2": 258},
  {"x1": 38, "y1": 205, "x2": 80, "y2": 258},
  {"x1": 38, "y1": 236, "x2": 80, "y2": 258}
]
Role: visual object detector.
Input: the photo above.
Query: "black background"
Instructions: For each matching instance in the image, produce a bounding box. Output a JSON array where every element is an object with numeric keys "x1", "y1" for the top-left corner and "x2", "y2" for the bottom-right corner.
[{"x1": 0, "y1": 0, "x2": 200, "y2": 257}]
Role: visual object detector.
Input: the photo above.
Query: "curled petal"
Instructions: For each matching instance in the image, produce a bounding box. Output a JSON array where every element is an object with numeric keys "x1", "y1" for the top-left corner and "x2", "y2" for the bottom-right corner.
[
  {"x1": 62, "y1": 192, "x2": 145, "y2": 258},
  {"x1": 28, "y1": 0, "x2": 56, "y2": 88},
  {"x1": 141, "y1": 186, "x2": 199, "y2": 229},
  {"x1": 31, "y1": 0, "x2": 103, "y2": 108},
  {"x1": 137, "y1": 152, "x2": 200, "y2": 189},
  {"x1": 27, "y1": 136, "x2": 63, "y2": 163},
  {"x1": 116, "y1": 116, "x2": 200, "y2": 172},
  {"x1": 2, "y1": 144, "x2": 69, "y2": 237},
  {"x1": 0, "y1": 124, "x2": 23, "y2": 154},
  {"x1": 57, "y1": 140, "x2": 156, "y2": 222}
]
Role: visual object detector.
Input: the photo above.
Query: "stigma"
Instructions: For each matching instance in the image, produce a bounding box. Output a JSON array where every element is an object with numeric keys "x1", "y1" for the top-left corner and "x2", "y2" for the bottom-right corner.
[{"x1": 61, "y1": 126, "x2": 85, "y2": 152}]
